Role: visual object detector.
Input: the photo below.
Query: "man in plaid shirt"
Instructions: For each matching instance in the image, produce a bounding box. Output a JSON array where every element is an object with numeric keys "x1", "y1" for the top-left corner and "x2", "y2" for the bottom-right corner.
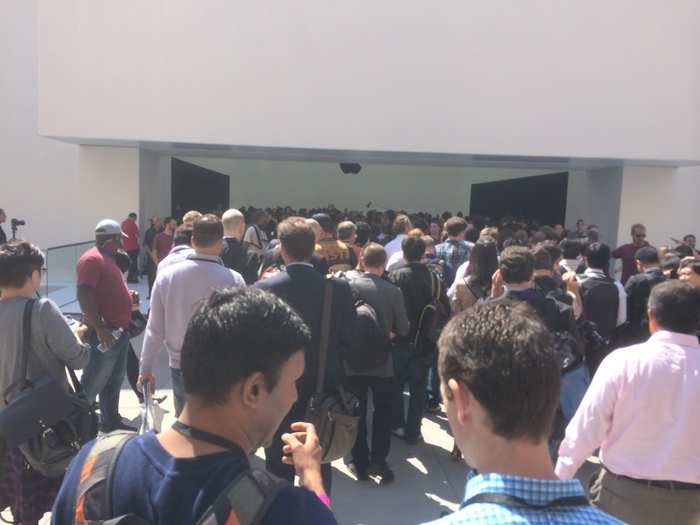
[
  {"x1": 435, "y1": 217, "x2": 471, "y2": 270},
  {"x1": 422, "y1": 302, "x2": 625, "y2": 524}
]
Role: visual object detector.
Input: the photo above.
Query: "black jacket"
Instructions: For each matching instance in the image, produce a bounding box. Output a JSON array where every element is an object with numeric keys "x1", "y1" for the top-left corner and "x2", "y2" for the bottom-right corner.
[
  {"x1": 491, "y1": 287, "x2": 576, "y2": 335},
  {"x1": 255, "y1": 264, "x2": 356, "y2": 403},
  {"x1": 220, "y1": 237, "x2": 260, "y2": 285},
  {"x1": 388, "y1": 262, "x2": 435, "y2": 340},
  {"x1": 625, "y1": 268, "x2": 666, "y2": 341}
]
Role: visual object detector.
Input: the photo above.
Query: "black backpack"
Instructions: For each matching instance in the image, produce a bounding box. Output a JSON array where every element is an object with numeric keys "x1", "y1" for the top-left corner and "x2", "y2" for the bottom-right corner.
[
  {"x1": 414, "y1": 270, "x2": 449, "y2": 352},
  {"x1": 346, "y1": 299, "x2": 391, "y2": 373},
  {"x1": 70, "y1": 431, "x2": 287, "y2": 525}
]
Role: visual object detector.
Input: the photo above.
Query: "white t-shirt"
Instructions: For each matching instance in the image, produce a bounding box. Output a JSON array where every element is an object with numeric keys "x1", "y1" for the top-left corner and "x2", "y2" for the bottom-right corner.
[{"x1": 243, "y1": 225, "x2": 268, "y2": 254}]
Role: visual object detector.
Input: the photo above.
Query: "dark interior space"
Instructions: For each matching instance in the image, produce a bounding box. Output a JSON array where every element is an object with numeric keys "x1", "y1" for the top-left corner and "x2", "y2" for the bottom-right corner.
[
  {"x1": 171, "y1": 158, "x2": 230, "y2": 220},
  {"x1": 469, "y1": 171, "x2": 568, "y2": 226}
]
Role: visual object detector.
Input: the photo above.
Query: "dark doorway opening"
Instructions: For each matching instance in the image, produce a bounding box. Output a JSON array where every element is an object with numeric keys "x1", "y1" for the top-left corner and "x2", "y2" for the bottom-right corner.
[
  {"x1": 171, "y1": 158, "x2": 230, "y2": 220},
  {"x1": 470, "y1": 172, "x2": 568, "y2": 226}
]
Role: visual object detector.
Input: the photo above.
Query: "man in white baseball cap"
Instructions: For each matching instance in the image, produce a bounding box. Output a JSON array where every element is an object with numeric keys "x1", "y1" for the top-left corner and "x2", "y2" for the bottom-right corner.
[{"x1": 75, "y1": 218, "x2": 135, "y2": 432}]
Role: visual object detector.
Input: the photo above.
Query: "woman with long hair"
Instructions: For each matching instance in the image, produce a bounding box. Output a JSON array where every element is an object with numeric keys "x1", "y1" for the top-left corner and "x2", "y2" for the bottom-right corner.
[{"x1": 451, "y1": 236, "x2": 499, "y2": 313}]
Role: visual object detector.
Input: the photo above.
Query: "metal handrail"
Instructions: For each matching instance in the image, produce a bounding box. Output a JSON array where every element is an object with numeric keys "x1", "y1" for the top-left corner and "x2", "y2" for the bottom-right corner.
[{"x1": 43, "y1": 240, "x2": 93, "y2": 309}]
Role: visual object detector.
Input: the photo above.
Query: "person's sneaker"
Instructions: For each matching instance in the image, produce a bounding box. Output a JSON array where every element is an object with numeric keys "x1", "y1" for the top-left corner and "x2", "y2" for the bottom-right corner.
[
  {"x1": 392, "y1": 427, "x2": 406, "y2": 439},
  {"x1": 367, "y1": 462, "x2": 395, "y2": 485},
  {"x1": 348, "y1": 462, "x2": 369, "y2": 482}
]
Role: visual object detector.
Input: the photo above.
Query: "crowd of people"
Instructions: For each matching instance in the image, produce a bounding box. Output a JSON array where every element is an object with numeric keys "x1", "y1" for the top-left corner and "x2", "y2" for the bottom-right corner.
[{"x1": 0, "y1": 203, "x2": 699, "y2": 525}]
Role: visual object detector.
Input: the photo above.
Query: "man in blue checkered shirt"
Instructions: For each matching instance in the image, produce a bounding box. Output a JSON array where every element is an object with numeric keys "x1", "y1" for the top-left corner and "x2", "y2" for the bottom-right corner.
[
  {"x1": 435, "y1": 217, "x2": 471, "y2": 271},
  {"x1": 421, "y1": 302, "x2": 626, "y2": 524}
]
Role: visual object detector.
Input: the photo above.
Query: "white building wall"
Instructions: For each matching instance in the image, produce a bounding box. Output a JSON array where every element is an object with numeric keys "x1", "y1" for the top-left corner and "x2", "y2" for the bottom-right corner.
[
  {"x1": 1, "y1": 0, "x2": 79, "y2": 249},
  {"x1": 617, "y1": 166, "x2": 700, "y2": 249},
  {"x1": 37, "y1": 1, "x2": 700, "y2": 162}
]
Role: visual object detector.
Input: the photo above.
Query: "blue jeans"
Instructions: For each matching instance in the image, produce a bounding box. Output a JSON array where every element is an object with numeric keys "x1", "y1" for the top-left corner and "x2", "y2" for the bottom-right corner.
[
  {"x1": 170, "y1": 367, "x2": 185, "y2": 417},
  {"x1": 392, "y1": 344, "x2": 429, "y2": 440},
  {"x1": 81, "y1": 330, "x2": 130, "y2": 431}
]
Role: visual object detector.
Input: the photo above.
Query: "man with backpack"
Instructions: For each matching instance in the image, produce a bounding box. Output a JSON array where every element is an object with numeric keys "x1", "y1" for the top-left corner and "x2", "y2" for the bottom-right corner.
[
  {"x1": 51, "y1": 288, "x2": 337, "y2": 525},
  {"x1": 341, "y1": 243, "x2": 409, "y2": 483},
  {"x1": 577, "y1": 243, "x2": 627, "y2": 373},
  {"x1": 389, "y1": 236, "x2": 445, "y2": 445}
]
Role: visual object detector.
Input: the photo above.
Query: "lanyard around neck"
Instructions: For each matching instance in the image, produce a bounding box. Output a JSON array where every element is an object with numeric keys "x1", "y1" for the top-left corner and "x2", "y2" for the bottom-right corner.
[{"x1": 171, "y1": 421, "x2": 242, "y2": 454}]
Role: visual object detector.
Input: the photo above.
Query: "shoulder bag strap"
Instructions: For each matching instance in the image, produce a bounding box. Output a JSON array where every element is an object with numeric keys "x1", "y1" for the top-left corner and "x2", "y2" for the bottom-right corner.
[
  {"x1": 3, "y1": 298, "x2": 37, "y2": 402},
  {"x1": 461, "y1": 492, "x2": 590, "y2": 510},
  {"x1": 196, "y1": 469, "x2": 288, "y2": 525},
  {"x1": 315, "y1": 276, "x2": 334, "y2": 395},
  {"x1": 21, "y1": 298, "x2": 36, "y2": 386}
]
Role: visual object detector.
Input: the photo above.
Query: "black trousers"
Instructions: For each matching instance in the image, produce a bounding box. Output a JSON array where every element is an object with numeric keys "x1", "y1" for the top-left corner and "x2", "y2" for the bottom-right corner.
[
  {"x1": 147, "y1": 258, "x2": 157, "y2": 295},
  {"x1": 345, "y1": 375, "x2": 394, "y2": 469},
  {"x1": 265, "y1": 402, "x2": 332, "y2": 494},
  {"x1": 126, "y1": 249, "x2": 140, "y2": 282},
  {"x1": 126, "y1": 342, "x2": 144, "y2": 404}
]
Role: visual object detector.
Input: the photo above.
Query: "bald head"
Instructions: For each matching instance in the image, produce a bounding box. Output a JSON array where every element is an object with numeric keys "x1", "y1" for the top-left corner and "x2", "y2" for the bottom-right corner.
[{"x1": 222, "y1": 208, "x2": 246, "y2": 239}]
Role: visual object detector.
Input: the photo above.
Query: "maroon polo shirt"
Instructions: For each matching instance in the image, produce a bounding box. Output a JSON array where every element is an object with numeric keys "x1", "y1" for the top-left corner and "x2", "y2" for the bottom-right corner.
[
  {"x1": 76, "y1": 246, "x2": 132, "y2": 329},
  {"x1": 154, "y1": 232, "x2": 174, "y2": 263},
  {"x1": 612, "y1": 242, "x2": 647, "y2": 284}
]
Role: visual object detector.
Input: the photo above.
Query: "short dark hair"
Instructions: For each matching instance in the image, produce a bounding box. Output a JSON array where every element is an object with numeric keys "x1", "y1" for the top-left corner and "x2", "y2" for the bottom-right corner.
[
  {"x1": 393, "y1": 214, "x2": 412, "y2": 235},
  {"x1": 537, "y1": 241, "x2": 561, "y2": 268},
  {"x1": 648, "y1": 281, "x2": 700, "y2": 334},
  {"x1": 631, "y1": 223, "x2": 646, "y2": 235},
  {"x1": 438, "y1": 302, "x2": 559, "y2": 441},
  {"x1": 278, "y1": 217, "x2": 315, "y2": 261},
  {"x1": 173, "y1": 225, "x2": 193, "y2": 247},
  {"x1": 499, "y1": 246, "x2": 534, "y2": 284},
  {"x1": 192, "y1": 214, "x2": 223, "y2": 247},
  {"x1": 361, "y1": 243, "x2": 387, "y2": 268},
  {"x1": 532, "y1": 246, "x2": 553, "y2": 271},
  {"x1": 559, "y1": 239, "x2": 581, "y2": 260},
  {"x1": 182, "y1": 288, "x2": 311, "y2": 405},
  {"x1": 635, "y1": 246, "x2": 659, "y2": 265},
  {"x1": 683, "y1": 234, "x2": 696, "y2": 242},
  {"x1": 312, "y1": 213, "x2": 334, "y2": 235},
  {"x1": 0, "y1": 240, "x2": 45, "y2": 288},
  {"x1": 584, "y1": 242, "x2": 611, "y2": 270},
  {"x1": 128, "y1": 212, "x2": 137, "y2": 220},
  {"x1": 355, "y1": 221, "x2": 371, "y2": 247},
  {"x1": 163, "y1": 216, "x2": 176, "y2": 227},
  {"x1": 402, "y1": 235, "x2": 426, "y2": 262},
  {"x1": 445, "y1": 217, "x2": 468, "y2": 238}
]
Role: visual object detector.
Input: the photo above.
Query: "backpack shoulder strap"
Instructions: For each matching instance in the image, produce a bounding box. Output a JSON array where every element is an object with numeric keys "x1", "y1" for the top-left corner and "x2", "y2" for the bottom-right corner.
[
  {"x1": 196, "y1": 469, "x2": 289, "y2": 525},
  {"x1": 74, "y1": 431, "x2": 139, "y2": 525}
]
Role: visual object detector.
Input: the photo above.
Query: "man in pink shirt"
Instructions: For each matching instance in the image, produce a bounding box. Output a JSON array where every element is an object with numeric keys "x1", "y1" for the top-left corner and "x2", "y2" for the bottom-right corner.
[
  {"x1": 121, "y1": 212, "x2": 140, "y2": 283},
  {"x1": 556, "y1": 280, "x2": 700, "y2": 524}
]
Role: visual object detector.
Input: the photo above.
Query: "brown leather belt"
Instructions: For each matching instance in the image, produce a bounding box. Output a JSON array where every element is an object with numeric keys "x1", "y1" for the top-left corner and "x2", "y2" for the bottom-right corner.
[{"x1": 605, "y1": 468, "x2": 700, "y2": 491}]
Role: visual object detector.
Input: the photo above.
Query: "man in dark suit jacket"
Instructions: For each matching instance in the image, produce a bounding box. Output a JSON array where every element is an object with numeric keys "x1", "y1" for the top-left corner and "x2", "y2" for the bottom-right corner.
[
  {"x1": 220, "y1": 208, "x2": 260, "y2": 284},
  {"x1": 255, "y1": 217, "x2": 356, "y2": 492},
  {"x1": 625, "y1": 246, "x2": 666, "y2": 343}
]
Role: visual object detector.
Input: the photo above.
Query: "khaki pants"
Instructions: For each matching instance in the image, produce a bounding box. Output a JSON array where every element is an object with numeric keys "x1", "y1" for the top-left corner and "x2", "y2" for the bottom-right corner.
[{"x1": 590, "y1": 469, "x2": 700, "y2": 525}]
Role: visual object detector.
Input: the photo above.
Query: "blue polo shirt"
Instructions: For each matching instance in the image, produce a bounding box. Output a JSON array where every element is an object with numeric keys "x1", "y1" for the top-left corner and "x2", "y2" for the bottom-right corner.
[{"x1": 51, "y1": 432, "x2": 336, "y2": 525}]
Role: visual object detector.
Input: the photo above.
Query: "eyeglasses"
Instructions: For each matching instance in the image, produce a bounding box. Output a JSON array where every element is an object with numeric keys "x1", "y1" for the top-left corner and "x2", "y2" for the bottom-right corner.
[{"x1": 634, "y1": 233, "x2": 646, "y2": 238}]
